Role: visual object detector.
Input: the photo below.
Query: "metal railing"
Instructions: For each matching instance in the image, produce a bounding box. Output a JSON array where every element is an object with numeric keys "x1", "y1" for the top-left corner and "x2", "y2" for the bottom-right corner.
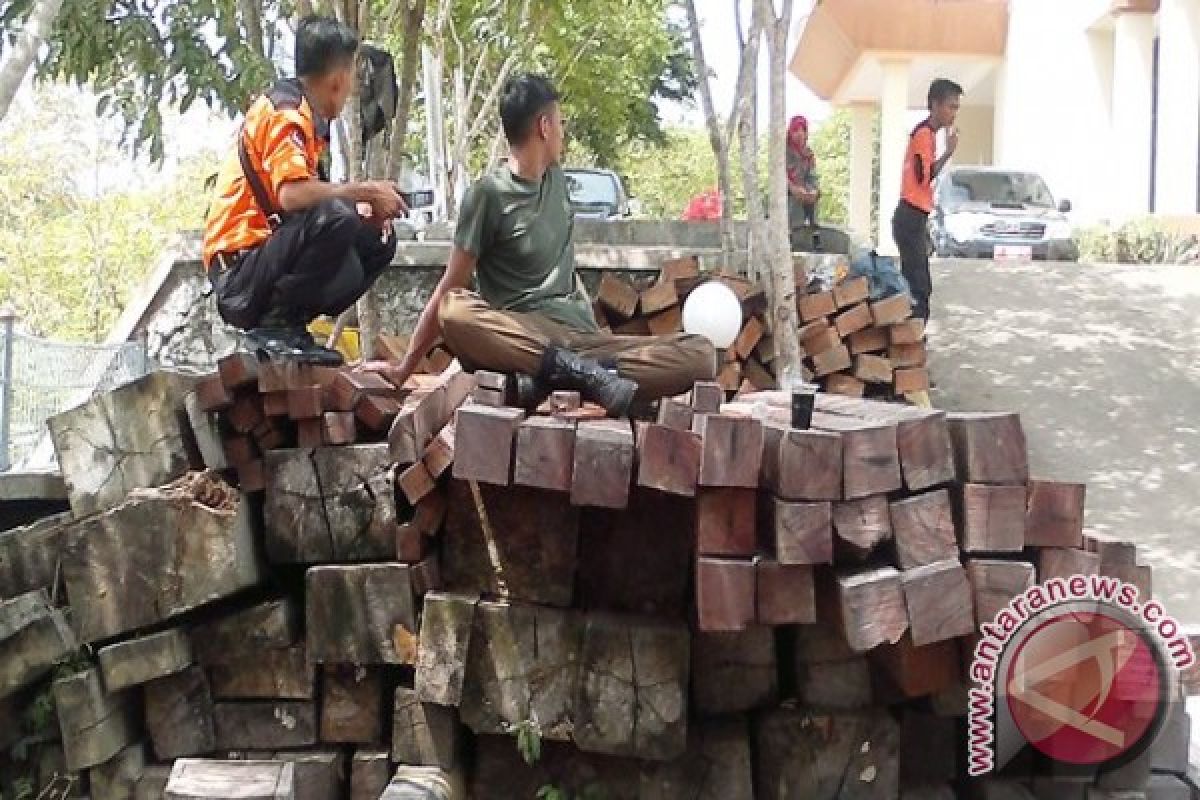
[{"x1": 0, "y1": 314, "x2": 150, "y2": 472}]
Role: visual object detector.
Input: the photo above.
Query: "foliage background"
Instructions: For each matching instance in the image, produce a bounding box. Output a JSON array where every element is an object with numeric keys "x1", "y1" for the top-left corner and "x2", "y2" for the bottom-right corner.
[{"x1": 0, "y1": 1, "x2": 873, "y2": 344}]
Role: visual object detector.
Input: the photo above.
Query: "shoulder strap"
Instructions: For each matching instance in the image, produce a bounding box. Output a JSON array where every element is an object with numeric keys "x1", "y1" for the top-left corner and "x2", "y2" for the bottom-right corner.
[{"x1": 238, "y1": 124, "x2": 283, "y2": 230}]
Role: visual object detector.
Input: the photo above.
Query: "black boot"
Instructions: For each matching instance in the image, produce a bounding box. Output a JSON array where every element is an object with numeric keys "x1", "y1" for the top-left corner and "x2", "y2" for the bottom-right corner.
[
  {"x1": 244, "y1": 306, "x2": 338, "y2": 366},
  {"x1": 536, "y1": 346, "x2": 638, "y2": 417},
  {"x1": 513, "y1": 356, "x2": 626, "y2": 412},
  {"x1": 244, "y1": 327, "x2": 312, "y2": 361},
  {"x1": 282, "y1": 325, "x2": 345, "y2": 367},
  {"x1": 512, "y1": 372, "x2": 547, "y2": 411}
]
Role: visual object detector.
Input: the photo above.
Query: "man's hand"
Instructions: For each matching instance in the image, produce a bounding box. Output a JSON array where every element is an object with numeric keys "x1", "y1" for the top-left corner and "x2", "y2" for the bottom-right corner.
[
  {"x1": 945, "y1": 127, "x2": 959, "y2": 157},
  {"x1": 356, "y1": 181, "x2": 408, "y2": 221},
  {"x1": 355, "y1": 359, "x2": 414, "y2": 388},
  {"x1": 356, "y1": 201, "x2": 391, "y2": 231}
]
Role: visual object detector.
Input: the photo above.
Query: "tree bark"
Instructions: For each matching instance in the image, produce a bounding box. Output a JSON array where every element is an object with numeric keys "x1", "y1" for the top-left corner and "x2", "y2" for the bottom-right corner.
[
  {"x1": 423, "y1": 42, "x2": 450, "y2": 219},
  {"x1": 758, "y1": 0, "x2": 802, "y2": 384},
  {"x1": 734, "y1": 0, "x2": 766, "y2": 283},
  {"x1": 0, "y1": 0, "x2": 66, "y2": 124},
  {"x1": 334, "y1": 0, "x2": 384, "y2": 359},
  {"x1": 684, "y1": 0, "x2": 734, "y2": 270},
  {"x1": 239, "y1": 0, "x2": 266, "y2": 58},
  {"x1": 385, "y1": 0, "x2": 428, "y2": 181}
]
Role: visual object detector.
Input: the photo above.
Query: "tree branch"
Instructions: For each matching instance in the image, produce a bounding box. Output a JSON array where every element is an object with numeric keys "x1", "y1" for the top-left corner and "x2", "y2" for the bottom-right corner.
[
  {"x1": 462, "y1": 39, "x2": 490, "y2": 136},
  {"x1": 561, "y1": 24, "x2": 601, "y2": 83},
  {"x1": 683, "y1": 0, "x2": 723, "y2": 160},
  {"x1": 466, "y1": 49, "x2": 517, "y2": 147},
  {"x1": 684, "y1": 0, "x2": 733, "y2": 268},
  {"x1": 0, "y1": 0, "x2": 67, "y2": 124},
  {"x1": 724, "y1": 2, "x2": 764, "y2": 150}
]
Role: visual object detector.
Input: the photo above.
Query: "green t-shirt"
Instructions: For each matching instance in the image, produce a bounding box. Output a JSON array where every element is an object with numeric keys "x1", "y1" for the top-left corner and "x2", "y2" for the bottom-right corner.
[{"x1": 454, "y1": 163, "x2": 598, "y2": 333}]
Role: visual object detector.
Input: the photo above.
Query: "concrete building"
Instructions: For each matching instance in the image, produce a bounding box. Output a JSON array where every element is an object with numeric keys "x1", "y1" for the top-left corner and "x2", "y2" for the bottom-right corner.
[{"x1": 790, "y1": 0, "x2": 1199, "y2": 251}]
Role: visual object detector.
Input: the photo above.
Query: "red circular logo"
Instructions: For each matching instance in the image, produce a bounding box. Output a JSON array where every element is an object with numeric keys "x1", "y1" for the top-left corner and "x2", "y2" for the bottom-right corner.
[{"x1": 1005, "y1": 611, "x2": 1165, "y2": 766}]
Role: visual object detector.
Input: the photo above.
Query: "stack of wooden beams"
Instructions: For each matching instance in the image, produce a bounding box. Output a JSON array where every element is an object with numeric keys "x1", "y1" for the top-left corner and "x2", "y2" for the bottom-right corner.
[
  {"x1": 188, "y1": 353, "x2": 467, "y2": 496},
  {"x1": 587, "y1": 257, "x2": 930, "y2": 402},
  {"x1": 796, "y1": 275, "x2": 931, "y2": 399},
  {"x1": 591, "y1": 257, "x2": 781, "y2": 395},
  {"x1": 0, "y1": 362, "x2": 1190, "y2": 800}
]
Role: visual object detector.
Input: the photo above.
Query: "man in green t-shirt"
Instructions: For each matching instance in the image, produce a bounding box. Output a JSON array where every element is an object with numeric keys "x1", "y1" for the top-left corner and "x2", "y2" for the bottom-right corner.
[{"x1": 383, "y1": 74, "x2": 716, "y2": 416}]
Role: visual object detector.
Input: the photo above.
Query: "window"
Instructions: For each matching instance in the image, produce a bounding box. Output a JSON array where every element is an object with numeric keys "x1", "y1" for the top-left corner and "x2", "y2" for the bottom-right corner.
[{"x1": 943, "y1": 170, "x2": 1056, "y2": 209}]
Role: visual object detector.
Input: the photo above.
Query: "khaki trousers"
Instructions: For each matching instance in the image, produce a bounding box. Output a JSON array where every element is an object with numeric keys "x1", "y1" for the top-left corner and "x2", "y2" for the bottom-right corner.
[{"x1": 438, "y1": 289, "x2": 717, "y2": 402}]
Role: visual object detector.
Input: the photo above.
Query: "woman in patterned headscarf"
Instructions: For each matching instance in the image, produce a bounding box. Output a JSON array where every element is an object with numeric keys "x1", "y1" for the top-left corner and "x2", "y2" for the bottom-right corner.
[{"x1": 787, "y1": 114, "x2": 820, "y2": 227}]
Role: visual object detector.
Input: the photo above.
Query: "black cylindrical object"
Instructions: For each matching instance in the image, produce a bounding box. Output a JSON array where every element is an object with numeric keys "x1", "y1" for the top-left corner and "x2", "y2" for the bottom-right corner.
[{"x1": 791, "y1": 390, "x2": 815, "y2": 430}]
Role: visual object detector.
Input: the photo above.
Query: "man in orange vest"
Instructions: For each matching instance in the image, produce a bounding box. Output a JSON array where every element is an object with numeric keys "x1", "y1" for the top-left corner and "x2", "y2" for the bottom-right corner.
[
  {"x1": 203, "y1": 16, "x2": 407, "y2": 365},
  {"x1": 892, "y1": 79, "x2": 962, "y2": 321}
]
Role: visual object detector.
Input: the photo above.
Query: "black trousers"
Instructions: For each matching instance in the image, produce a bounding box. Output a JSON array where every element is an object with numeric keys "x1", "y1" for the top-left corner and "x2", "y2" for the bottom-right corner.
[
  {"x1": 213, "y1": 199, "x2": 397, "y2": 331},
  {"x1": 892, "y1": 200, "x2": 932, "y2": 321}
]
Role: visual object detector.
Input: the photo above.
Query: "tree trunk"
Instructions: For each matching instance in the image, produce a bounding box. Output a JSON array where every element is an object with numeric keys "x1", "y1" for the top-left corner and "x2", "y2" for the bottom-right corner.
[
  {"x1": 737, "y1": 101, "x2": 765, "y2": 283},
  {"x1": 385, "y1": 0, "x2": 428, "y2": 181},
  {"x1": 684, "y1": 0, "x2": 734, "y2": 271},
  {"x1": 333, "y1": 1, "x2": 383, "y2": 359},
  {"x1": 758, "y1": 0, "x2": 802, "y2": 383},
  {"x1": 423, "y1": 43, "x2": 450, "y2": 220},
  {"x1": 0, "y1": 0, "x2": 65, "y2": 123},
  {"x1": 733, "y1": 1, "x2": 765, "y2": 283},
  {"x1": 239, "y1": 0, "x2": 266, "y2": 58}
]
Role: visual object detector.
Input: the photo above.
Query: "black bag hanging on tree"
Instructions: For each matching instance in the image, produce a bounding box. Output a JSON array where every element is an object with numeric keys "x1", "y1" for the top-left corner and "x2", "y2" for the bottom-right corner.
[{"x1": 358, "y1": 44, "x2": 398, "y2": 148}]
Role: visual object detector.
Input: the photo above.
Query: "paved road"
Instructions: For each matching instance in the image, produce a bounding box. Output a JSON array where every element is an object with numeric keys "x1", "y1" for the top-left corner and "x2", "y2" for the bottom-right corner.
[{"x1": 927, "y1": 259, "x2": 1200, "y2": 623}]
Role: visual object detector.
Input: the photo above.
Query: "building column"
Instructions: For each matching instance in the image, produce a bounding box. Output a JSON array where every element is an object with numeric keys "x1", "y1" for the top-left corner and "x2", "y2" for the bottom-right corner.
[
  {"x1": 848, "y1": 103, "x2": 876, "y2": 242},
  {"x1": 992, "y1": 63, "x2": 1007, "y2": 165},
  {"x1": 1112, "y1": 9, "x2": 1156, "y2": 219},
  {"x1": 1155, "y1": 0, "x2": 1200, "y2": 214},
  {"x1": 877, "y1": 59, "x2": 911, "y2": 256}
]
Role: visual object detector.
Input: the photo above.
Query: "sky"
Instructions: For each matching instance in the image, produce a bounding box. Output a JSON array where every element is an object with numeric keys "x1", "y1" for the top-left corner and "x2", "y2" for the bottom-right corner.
[{"x1": 661, "y1": 1, "x2": 831, "y2": 130}]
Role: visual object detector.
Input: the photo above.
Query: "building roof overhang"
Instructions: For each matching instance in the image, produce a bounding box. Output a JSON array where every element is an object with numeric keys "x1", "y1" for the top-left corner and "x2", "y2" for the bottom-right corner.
[{"x1": 790, "y1": 0, "x2": 1010, "y2": 106}]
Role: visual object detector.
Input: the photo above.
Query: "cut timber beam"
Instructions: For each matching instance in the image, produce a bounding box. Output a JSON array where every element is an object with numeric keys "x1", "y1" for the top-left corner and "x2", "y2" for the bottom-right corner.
[{"x1": 62, "y1": 474, "x2": 260, "y2": 642}]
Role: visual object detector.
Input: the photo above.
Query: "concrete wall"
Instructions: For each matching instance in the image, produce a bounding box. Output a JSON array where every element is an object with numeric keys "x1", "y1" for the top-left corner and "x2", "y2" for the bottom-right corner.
[
  {"x1": 952, "y1": 103, "x2": 996, "y2": 167},
  {"x1": 995, "y1": 0, "x2": 1191, "y2": 222},
  {"x1": 135, "y1": 227, "x2": 853, "y2": 370},
  {"x1": 145, "y1": 259, "x2": 668, "y2": 370},
  {"x1": 996, "y1": 0, "x2": 1118, "y2": 223}
]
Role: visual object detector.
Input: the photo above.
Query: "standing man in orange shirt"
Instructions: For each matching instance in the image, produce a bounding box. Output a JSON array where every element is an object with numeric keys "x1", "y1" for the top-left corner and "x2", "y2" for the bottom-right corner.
[
  {"x1": 203, "y1": 16, "x2": 407, "y2": 365},
  {"x1": 892, "y1": 79, "x2": 962, "y2": 321}
]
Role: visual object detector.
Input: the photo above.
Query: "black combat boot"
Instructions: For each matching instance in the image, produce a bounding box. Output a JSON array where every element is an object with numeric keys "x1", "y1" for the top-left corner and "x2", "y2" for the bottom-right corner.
[
  {"x1": 512, "y1": 355, "x2": 624, "y2": 412},
  {"x1": 520, "y1": 347, "x2": 637, "y2": 417},
  {"x1": 244, "y1": 305, "x2": 338, "y2": 366},
  {"x1": 282, "y1": 325, "x2": 345, "y2": 367}
]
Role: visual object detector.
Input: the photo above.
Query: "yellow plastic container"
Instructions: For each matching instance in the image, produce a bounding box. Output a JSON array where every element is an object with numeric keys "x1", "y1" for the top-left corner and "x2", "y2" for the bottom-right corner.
[{"x1": 307, "y1": 318, "x2": 361, "y2": 362}]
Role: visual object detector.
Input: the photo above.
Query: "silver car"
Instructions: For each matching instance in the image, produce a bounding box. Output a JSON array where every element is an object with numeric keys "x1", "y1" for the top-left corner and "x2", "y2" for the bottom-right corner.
[
  {"x1": 564, "y1": 168, "x2": 639, "y2": 220},
  {"x1": 929, "y1": 167, "x2": 1079, "y2": 261}
]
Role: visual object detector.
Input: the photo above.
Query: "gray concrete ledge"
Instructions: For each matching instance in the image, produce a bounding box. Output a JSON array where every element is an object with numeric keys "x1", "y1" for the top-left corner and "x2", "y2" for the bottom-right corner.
[
  {"x1": 392, "y1": 241, "x2": 757, "y2": 272},
  {"x1": 0, "y1": 471, "x2": 67, "y2": 502}
]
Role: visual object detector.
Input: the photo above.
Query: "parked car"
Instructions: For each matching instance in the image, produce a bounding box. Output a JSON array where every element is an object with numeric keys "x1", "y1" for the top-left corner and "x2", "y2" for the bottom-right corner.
[
  {"x1": 929, "y1": 167, "x2": 1079, "y2": 261},
  {"x1": 391, "y1": 186, "x2": 437, "y2": 240},
  {"x1": 564, "y1": 167, "x2": 640, "y2": 219}
]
